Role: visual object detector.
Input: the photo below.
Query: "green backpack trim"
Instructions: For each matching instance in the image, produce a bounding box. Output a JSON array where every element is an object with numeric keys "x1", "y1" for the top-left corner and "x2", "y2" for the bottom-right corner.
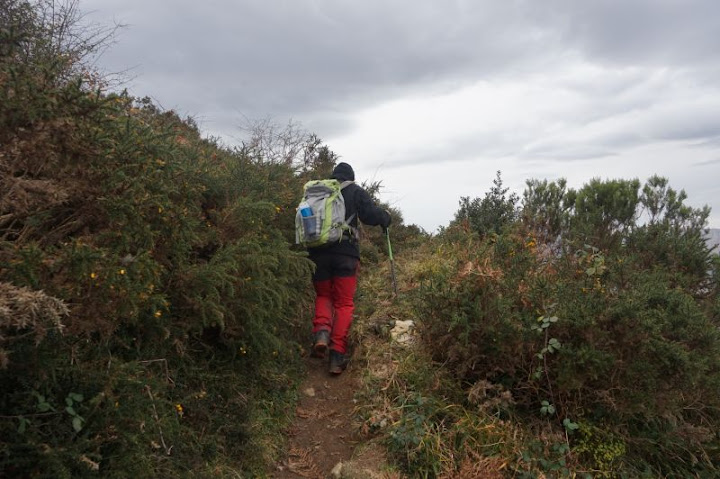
[{"x1": 295, "y1": 179, "x2": 356, "y2": 247}]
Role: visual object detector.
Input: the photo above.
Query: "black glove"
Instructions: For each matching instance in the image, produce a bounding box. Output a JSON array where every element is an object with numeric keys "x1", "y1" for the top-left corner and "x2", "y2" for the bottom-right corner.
[{"x1": 382, "y1": 209, "x2": 392, "y2": 231}]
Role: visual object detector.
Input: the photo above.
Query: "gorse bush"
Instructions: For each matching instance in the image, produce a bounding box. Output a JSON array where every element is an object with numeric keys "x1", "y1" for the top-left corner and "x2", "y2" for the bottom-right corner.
[
  {"x1": 0, "y1": 2, "x2": 336, "y2": 476},
  {"x1": 414, "y1": 175, "x2": 720, "y2": 476}
]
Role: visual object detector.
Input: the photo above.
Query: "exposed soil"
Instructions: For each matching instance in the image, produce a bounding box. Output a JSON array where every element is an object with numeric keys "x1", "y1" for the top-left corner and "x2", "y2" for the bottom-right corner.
[{"x1": 270, "y1": 353, "x2": 362, "y2": 478}]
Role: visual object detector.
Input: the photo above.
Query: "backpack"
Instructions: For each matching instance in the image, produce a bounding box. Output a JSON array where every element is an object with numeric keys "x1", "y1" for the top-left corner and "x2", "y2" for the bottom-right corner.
[{"x1": 295, "y1": 179, "x2": 356, "y2": 247}]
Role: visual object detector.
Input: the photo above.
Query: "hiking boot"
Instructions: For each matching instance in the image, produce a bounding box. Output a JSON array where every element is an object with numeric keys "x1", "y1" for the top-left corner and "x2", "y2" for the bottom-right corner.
[
  {"x1": 311, "y1": 330, "x2": 330, "y2": 358},
  {"x1": 328, "y1": 350, "x2": 349, "y2": 375}
]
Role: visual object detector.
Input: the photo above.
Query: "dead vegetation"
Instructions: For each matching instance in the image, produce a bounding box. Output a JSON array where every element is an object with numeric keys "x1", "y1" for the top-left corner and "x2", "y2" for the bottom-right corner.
[{"x1": 0, "y1": 281, "x2": 68, "y2": 368}]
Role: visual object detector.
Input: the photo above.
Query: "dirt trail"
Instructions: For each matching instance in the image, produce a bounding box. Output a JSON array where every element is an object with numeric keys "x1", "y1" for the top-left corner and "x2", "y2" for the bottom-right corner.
[{"x1": 270, "y1": 354, "x2": 363, "y2": 478}]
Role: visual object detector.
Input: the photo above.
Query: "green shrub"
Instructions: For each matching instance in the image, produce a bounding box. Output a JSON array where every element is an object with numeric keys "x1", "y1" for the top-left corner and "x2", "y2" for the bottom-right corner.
[
  {"x1": 452, "y1": 170, "x2": 519, "y2": 237},
  {"x1": 414, "y1": 176, "x2": 720, "y2": 476},
  {"x1": 0, "y1": 2, "x2": 317, "y2": 475}
]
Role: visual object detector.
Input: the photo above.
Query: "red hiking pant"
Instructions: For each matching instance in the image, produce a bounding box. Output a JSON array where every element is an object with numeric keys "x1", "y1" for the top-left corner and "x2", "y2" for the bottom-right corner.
[{"x1": 310, "y1": 253, "x2": 358, "y2": 355}]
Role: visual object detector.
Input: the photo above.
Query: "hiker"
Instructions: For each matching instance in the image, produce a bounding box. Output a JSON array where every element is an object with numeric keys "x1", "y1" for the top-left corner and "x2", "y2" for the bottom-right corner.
[{"x1": 305, "y1": 162, "x2": 391, "y2": 375}]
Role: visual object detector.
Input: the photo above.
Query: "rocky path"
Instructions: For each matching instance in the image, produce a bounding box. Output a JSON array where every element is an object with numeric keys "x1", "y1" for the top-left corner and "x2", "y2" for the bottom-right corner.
[{"x1": 270, "y1": 354, "x2": 389, "y2": 479}]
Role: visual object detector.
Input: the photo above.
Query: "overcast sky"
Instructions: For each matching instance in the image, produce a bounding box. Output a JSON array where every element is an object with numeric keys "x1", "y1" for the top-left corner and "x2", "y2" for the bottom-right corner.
[{"x1": 82, "y1": 0, "x2": 720, "y2": 232}]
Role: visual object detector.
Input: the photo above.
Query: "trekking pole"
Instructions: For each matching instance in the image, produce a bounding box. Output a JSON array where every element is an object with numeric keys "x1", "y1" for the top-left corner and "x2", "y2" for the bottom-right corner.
[{"x1": 385, "y1": 227, "x2": 398, "y2": 297}]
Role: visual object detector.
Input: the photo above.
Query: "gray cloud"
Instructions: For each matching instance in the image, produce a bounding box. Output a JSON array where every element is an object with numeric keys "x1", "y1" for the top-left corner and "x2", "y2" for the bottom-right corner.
[
  {"x1": 88, "y1": 1, "x2": 561, "y2": 126},
  {"x1": 81, "y1": 0, "x2": 720, "y2": 229},
  {"x1": 87, "y1": 0, "x2": 720, "y2": 131},
  {"x1": 644, "y1": 108, "x2": 720, "y2": 143},
  {"x1": 524, "y1": 144, "x2": 618, "y2": 161},
  {"x1": 693, "y1": 158, "x2": 720, "y2": 167},
  {"x1": 527, "y1": 0, "x2": 720, "y2": 67},
  {"x1": 690, "y1": 137, "x2": 720, "y2": 150}
]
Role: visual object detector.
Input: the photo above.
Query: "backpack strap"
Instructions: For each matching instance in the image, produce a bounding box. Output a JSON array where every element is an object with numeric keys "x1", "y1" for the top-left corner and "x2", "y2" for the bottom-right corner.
[{"x1": 337, "y1": 181, "x2": 358, "y2": 241}]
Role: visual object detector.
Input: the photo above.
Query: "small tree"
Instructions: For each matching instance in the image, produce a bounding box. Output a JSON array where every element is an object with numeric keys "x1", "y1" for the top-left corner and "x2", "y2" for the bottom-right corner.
[
  {"x1": 522, "y1": 178, "x2": 573, "y2": 243},
  {"x1": 237, "y1": 118, "x2": 340, "y2": 182},
  {"x1": 569, "y1": 177, "x2": 640, "y2": 249},
  {"x1": 630, "y1": 175, "x2": 713, "y2": 288},
  {"x1": 453, "y1": 170, "x2": 519, "y2": 236}
]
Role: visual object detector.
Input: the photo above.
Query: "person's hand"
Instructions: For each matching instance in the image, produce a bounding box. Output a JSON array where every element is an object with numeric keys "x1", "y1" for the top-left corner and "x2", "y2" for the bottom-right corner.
[{"x1": 383, "y1": 210, "x2": 392, "y2": 230}]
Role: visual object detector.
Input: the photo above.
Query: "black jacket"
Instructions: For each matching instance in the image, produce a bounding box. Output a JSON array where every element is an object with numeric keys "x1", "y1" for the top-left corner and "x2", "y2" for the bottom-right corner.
[{"x1": 308, "y1": 163, "x2": 390, "y2": 259}]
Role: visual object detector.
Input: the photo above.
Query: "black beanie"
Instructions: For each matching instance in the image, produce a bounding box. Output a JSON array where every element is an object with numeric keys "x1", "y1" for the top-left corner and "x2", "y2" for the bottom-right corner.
[{"x1": 331, "y1": 162, "x2": 355, "y2": 182}]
